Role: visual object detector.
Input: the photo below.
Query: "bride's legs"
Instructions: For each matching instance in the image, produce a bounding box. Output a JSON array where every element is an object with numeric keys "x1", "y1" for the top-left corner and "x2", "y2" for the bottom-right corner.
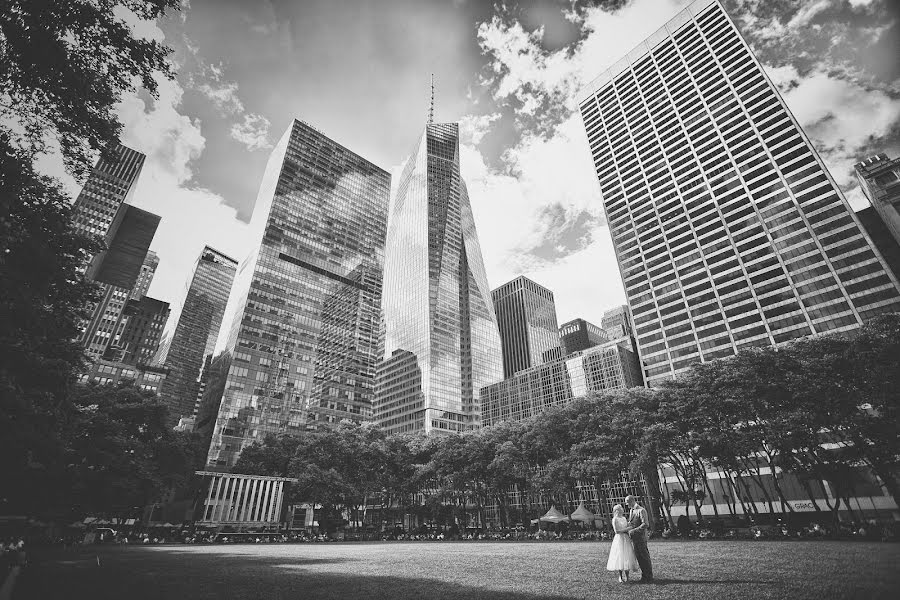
[
  {"x1": 618, "y1": 570, "x2": 624, "y2": 583},
  {"x1": 623, "y1": 570, "x2": 629, "y2": 582}
]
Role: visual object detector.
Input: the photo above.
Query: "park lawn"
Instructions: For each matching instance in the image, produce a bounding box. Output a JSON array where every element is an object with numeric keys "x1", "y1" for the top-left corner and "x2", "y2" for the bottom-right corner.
[{"x1": 13, "y1": 540, "x2": 899, "y2": 600}]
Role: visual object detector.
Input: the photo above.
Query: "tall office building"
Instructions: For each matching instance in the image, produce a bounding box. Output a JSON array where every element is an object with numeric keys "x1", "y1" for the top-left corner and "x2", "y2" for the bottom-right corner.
[
  {"x1": 70, "y1": 145, "x2": 162, "y2": 361},
  {"x1": 375, "y1": 122, "x2": 502, "y2": 435},
  {"x1": 206, "y1": 120, "x2": 390, "y2": 468},
  {"x1": 158, "y1": 246, "x2": 237, "y2": 427},
  {"x1": 491, "y1": 276, "x2": 561, "y2": 378},
  {"x1": 559, "y1": 318, "x2": 608, "y2": 355},
  {"x1": 70, "y1": 144, "x2": 145, "y2": 238},
  {"x1": 856, "y1": 154, "x2": 900, "y2": 246},
  {"x1": 578, "y1": 0, "x2": 900, "y2": 386}
]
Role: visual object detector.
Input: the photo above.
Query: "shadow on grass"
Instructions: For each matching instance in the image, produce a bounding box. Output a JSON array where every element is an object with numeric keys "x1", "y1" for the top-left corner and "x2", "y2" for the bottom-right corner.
[{"x1": 15, "y1": 545, "x2": 591, "y2": 600}]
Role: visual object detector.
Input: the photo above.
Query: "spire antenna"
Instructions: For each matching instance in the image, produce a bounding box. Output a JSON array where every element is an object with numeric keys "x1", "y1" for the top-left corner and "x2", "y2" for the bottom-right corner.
[{"x1": 428, "y1": 74, "x2": 435, "y2": 124}]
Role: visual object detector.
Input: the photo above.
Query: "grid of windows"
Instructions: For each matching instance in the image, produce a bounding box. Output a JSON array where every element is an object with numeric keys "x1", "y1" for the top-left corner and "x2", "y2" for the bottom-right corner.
[
  {"x1": 492, "y1": 276, "x2": 561, "y2": 378},
  {"x1": 481, "y1": 338, "x2": 643, "y2": 427},
  {"x1": 376, "y1": 123, "x2": 503, "y2": 435},
  {"x1": 207, "y1": 120, "x2": 391, "y2": 467},
  {"x1": 579, "y1": 0, "x2": 900, "y2": 385},
  {"x1": 158, "y1": 247, "x2": 237, "y2": 426}
]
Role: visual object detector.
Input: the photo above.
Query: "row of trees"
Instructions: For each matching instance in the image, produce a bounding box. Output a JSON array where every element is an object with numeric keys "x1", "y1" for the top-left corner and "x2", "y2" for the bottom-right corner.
[{"x1": 235, "y1": 314, "x2": 899, "y2": 530}]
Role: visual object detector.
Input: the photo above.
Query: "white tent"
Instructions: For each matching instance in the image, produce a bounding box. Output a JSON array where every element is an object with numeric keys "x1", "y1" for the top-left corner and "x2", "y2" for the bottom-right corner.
[
  {"x1": 570, "y1": 503, "x2": 595, "y2": 522},
  {"x1": 538, "y1": 506, "x2": 570, "y2": 523}
]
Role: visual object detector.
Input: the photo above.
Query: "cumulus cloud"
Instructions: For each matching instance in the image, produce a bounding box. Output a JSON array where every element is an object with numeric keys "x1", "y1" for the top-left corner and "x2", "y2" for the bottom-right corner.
[
  {"x1": 230, "y1": 113, "x2": 273, "y2": 151},
  {"x1": 193, "y1": 63, "x2": 245, "y2": 115}
]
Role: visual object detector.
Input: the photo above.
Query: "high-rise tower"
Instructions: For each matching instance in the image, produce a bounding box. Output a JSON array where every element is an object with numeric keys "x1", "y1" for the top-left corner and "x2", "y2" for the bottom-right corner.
[
  {"x1": 158, "y1": 246, "x2": 237, "y2": 427},
  {"x1": 856, "y1": 154, "x2": 900, "y2": 247},
  {"x1": 492, "y1": 276, "x2": 561, "y2": 378},
  {"x1": 578, "y1": 0, "x2": 900, "y2": 386},
  {"x1": 206, "y1": 120, "x2": 391, "y2": 468},
  {"x1": 375, "y1": 122, "x2": 503, "y2": 435}
]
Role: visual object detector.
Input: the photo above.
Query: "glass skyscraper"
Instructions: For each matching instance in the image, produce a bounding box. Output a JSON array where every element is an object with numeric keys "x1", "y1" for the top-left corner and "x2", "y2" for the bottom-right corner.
[
  {"x1": 492, "y1": 276, "x2": 561, "y2": 378},
  {"x1": 578, "y1": 0, "x2": 900, "y2": 386},
  {"x1": 375, "y1": 122, "x2": 502, "y2": 435},
  {"x1": 207, "y1": 120, "x2": 391, "y2": 468},
  {"x1": 158, "y1": 246, "x2": 237, "y2": 427}
]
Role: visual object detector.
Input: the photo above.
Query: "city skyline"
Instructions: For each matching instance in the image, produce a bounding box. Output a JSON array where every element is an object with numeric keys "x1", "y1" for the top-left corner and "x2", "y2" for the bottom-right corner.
[{"x1": 35, "y1": 0, "x2": 900, "y2": 331}]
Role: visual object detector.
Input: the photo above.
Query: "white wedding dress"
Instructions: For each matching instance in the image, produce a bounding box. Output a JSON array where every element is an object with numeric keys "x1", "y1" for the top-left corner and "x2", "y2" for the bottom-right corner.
[{"x1": 606, "y1": 516, "x2": 640, "y2": 572}]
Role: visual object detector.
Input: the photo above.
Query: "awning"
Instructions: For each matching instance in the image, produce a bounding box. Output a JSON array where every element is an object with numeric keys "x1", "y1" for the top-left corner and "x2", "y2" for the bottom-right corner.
[
  {"x1": 538, "y1": 506, "x2": 570, "y2": 523},
  {"x1": 570, "y1": 503, "x2": 595, "y2": 522}
]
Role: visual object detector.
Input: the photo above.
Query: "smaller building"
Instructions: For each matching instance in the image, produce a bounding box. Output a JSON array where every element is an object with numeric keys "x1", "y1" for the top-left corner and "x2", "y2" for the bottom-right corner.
[
  {"x1": 559, "y1": 318, "x2": 608, "y2": 356},
  {"x1": 195, "y1": 471, "x2": 297, "y2": 529},
  {"x1": 481, "y1": 337, "x2": 643, "y2": 427},
  {"x1": 856, "y1": 206, "x2": 900, "y2": 283},
  {"x1": 855, "y1": 153, "x2": 900, "y2": 247},
  {"x1": 600, "y1": 305, "x2": 633, "y2": 341},
  {"x1": 104, "y1": 296, "x2": 170, "y2": 366},
  {"x1": 79, "y1": 358, "x2": 169, "y2": 395}
]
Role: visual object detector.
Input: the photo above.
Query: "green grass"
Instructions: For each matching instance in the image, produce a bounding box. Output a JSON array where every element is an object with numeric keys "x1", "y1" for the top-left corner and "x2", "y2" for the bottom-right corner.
[{"x1": 14, "y1": 539, "x2": 900, "y2": 599}]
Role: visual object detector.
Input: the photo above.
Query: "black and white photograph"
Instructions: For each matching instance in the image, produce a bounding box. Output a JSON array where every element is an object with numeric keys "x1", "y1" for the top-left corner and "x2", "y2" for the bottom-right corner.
[{"x1": 1, "y1": 0, "x2": 898, "y2": 598}]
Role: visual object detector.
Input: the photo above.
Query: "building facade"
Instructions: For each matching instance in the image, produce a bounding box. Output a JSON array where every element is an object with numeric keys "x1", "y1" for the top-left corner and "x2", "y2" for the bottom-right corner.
[
  {"x1": 856, "y1": 206, "x2": 900, "y2": 283},
  {"x1": 559, "y1": 318, "x2": 608, "y2": 356},
  {"x1": 578, "y1": 0, "x2": 900, "y2": 386},
  {"x1": 107, "y1": 295, "x2": 170, "y2": 366},
  {"x1": 158, "y1": 246, "x2": 237, "y2": 427},
  {"x1": 481, "y1": 337, "x2": 643, "y2": 427},
  {"x1": 78, "y1": 358, "x2": 168, "y2": 395},
  {"x1": 376, "y1": 122, "x2": 503, "y2": 435},
  {"x1": 855, "y1": 154, "x2": 900, "y2": 246},
  {"x1": 206, "y1": 120, "x2": 390, "y2": 468},
  {"x1": 492, "y1": 276, "x2": 561, "y2": 379},
  {"x1": 70, "y1": 144, "x2": 145, "y2": 238},
  {"x1": 131, "y1": 250, "x2": 159, "y2": 300},
  {"x1": 600, "y1": 305, "x2": 634, "y2": 340}
]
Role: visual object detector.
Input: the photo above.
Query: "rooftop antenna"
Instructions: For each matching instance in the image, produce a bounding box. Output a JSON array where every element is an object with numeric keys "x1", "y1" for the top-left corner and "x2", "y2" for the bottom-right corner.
[{"x1": 428, "y1": 73, "x2": 434, "y2": 124}]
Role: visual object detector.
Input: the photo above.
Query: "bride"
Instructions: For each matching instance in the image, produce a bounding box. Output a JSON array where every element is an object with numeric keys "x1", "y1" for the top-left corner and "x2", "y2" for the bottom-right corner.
[{"x1": 606, "y1": 504, "x2": 639, "y2": 583}]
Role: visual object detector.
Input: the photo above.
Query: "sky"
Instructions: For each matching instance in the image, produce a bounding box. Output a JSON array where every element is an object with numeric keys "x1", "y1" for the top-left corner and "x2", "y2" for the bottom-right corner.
[{"x1": 43, "y1": 0, "x2": 900, "y2": 329}]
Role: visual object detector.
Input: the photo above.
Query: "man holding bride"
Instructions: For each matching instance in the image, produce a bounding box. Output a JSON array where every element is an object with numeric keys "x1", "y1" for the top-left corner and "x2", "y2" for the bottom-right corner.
[{"x1": 605, "y1": 495, "x2": 654, "y2": 584}]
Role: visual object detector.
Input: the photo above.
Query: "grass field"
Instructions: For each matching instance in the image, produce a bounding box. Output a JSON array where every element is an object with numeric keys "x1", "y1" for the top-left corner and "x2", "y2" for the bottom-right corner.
[{"x1": 12, "y1": 540, "x2": 900, "y2": 600}]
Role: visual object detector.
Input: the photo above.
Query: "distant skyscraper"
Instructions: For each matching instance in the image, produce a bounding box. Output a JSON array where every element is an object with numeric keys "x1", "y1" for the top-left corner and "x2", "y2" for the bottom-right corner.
[
  {"x1": 70, "y1": 144, "x2": 145, "y2": 238},
  {"x1": 601, "y1": 305, "x2": 634, "y2": 340},
  {"x1": 376, "y1": 122, "x2": 503, "y2": 435},
  {"x1": 855, "y1": 154, "x2": 900, "y2": 247},
  {"x1": 70, "y1": 145, "x2": 161, "y2": 361},
  {"x1": 159, "y1": 246, "x2": 237, "y2": 427},
  {"x1": 492, "y1": 276, "x2": 561, "y2": 379},
  {"x1": 559, "y1": 318, "x2": 608, "y2": 356},
  {"x1": 206, "y1": 120, "x2": 390, "y2": 468},
  {"x1": 578, "y1": 0, "x2": 900, "y2": 386}
]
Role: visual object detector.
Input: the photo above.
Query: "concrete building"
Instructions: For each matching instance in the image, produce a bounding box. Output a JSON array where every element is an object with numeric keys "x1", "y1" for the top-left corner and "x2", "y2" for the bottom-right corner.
[
  {"x1": 578, "y1": 0, "x2": 900, "y2": 386},
  {"x1": 855, "y1": 154, "x2": 900, "y2": 247},
  {"x1": 559, "y1": 318, "x2": 608, "y2": 356}
]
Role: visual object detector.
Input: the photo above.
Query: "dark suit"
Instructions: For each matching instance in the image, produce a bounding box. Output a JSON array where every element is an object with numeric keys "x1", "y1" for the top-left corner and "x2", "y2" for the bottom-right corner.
[{"x1": 628, "y1": 505, "x2": 653, "y2": 581}]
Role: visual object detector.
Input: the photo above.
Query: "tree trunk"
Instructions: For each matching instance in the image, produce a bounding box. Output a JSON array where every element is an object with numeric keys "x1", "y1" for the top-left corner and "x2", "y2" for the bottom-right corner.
[{"x1": 798, "y1": 477, "x2": 823, "y2": 512}]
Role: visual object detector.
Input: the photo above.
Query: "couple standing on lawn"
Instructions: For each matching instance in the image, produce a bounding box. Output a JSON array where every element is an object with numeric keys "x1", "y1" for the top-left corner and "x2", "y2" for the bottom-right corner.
[{"x1": 605, "y1": 495, "x2": 654, "y2": 584}]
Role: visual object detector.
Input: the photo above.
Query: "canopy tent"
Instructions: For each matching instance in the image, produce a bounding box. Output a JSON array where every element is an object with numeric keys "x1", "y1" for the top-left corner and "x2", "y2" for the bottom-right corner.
[
  {"x1": 570, "y1": 503, "x2": 595, "y2": 522},
  {"x1": 538, "y1": 506, "x2": 570, "y2": 523}
]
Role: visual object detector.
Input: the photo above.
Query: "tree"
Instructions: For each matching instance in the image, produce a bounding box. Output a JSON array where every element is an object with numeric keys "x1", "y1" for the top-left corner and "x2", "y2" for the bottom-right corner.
[
  {"x1": 0, "y1": 0, "x2": 180, "y2": 178},
  {"x1": 59, "y1": 382, "x2": 199, "y2": 518}
]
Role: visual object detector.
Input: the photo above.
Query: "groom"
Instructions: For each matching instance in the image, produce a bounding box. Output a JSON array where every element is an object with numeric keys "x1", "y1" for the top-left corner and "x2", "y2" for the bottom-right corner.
[{"x1": 625, "y1": 495, "x2": 654, "y2": 583}]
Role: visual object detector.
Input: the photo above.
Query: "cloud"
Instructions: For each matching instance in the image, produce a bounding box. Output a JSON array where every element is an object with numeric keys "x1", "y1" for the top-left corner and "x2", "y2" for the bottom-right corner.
[
  {"x1": 193, "y1": 63, "x2": 245, "y2": 115},
  {"x1": 230, "y1": 113, "x2": 273, "y2": 151},
  {"x1": 113, "y1": 75, "x2": 255, "y2": 330},
  {"x1": 459, "y1": 113, "x2": 500, "y2": 146}
]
